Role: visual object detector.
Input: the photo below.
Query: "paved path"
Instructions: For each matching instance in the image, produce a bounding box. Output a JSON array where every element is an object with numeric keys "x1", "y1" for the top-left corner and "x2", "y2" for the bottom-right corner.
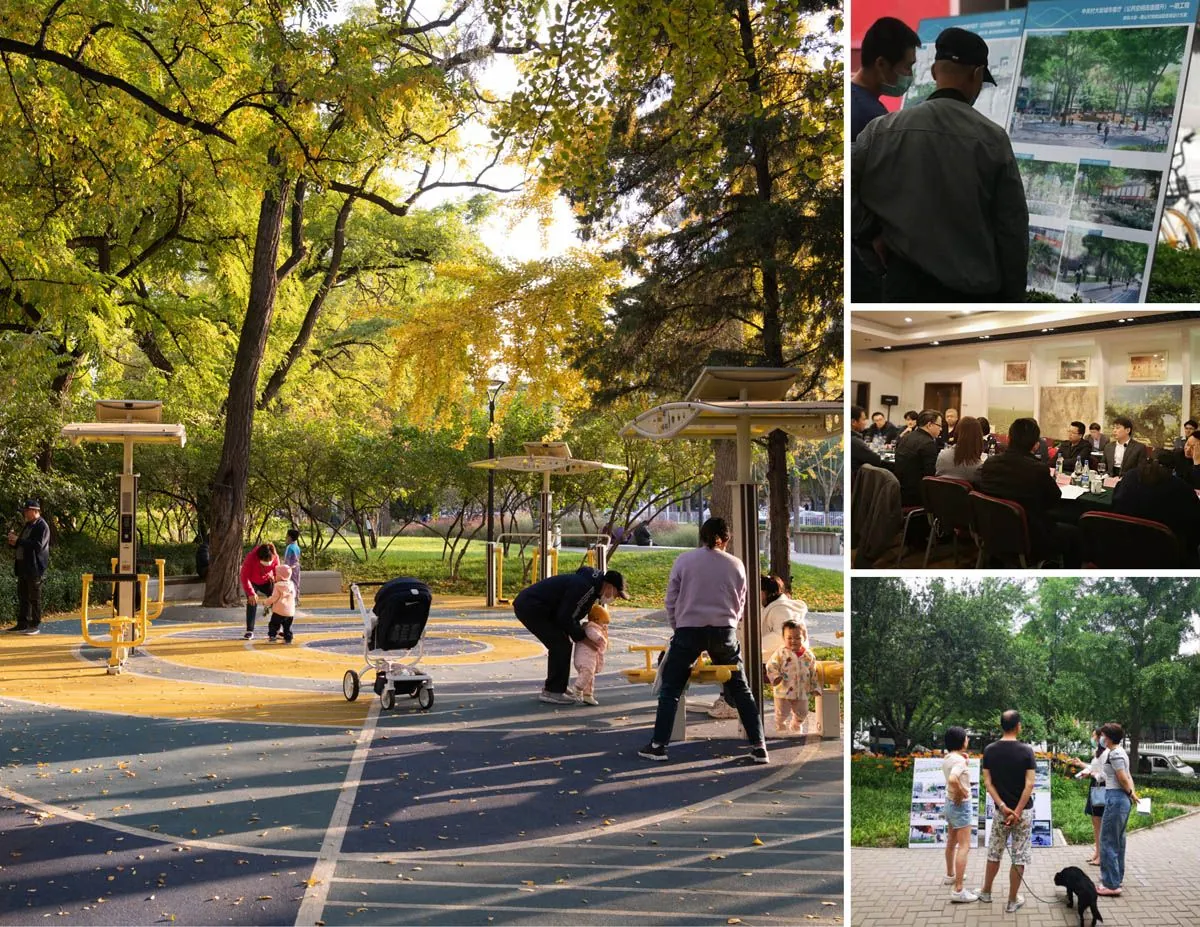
[
  {"x1": 851, "y1": 809, "x2": 1200, "y2": 925},
  {"x1": 0, "y1": 599, "x2": 844, "y2": 925}
]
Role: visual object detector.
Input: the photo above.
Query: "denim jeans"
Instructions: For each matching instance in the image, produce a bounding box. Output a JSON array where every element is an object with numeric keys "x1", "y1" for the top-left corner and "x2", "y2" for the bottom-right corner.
[
  {"x1": 1100, "y1": 789, "x2": 1132, "y2": 889},
  {"x1": 651, "y1": 626, "x2": 764, "y2": 746}
]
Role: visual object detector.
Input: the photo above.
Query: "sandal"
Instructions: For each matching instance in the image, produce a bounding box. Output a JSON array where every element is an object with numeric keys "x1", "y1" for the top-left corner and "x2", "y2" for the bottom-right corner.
[{"x1": 1096, "y1": 886, "x2": 1122, "y2": 896}]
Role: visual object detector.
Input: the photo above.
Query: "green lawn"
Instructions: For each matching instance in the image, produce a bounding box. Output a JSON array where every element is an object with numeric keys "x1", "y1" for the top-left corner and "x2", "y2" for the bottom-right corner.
[
  {"x1": 310, "y1": 536, "x2": 844, "y2": 612},
  {"x1": 851, "y1": 757, "x2": 1196, "y2": 848}
]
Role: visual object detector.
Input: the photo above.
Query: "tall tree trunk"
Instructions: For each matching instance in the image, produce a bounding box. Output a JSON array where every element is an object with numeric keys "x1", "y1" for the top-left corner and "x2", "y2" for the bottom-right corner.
[
  {"x1": 736, "y1": 0, "x2": 791, "y2": 585},
  {"x1": 710, "y1": 440, "x2": 737, "y2": 524},
  {"x1": 204, "y1": 173, "x2": 291, "y2": 606},
  {"x1": 766, "y1": 428, "x2": 791, "y2": 587}
]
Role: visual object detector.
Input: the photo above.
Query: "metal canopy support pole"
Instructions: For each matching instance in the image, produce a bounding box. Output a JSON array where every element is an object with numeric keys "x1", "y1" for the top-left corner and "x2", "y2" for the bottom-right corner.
[
  {"x1": 594, "y1": 541, "x2": 608, "y2": 575},
  {"x1": 730, "y1": 394, "x2": 763, "y2": 719},
  {"x1": 539, "y1": 471, "x2": 552, "y2": 585},
  {"x1": 485, "y1": 542, "x2": 498, "y2": 607},
  {"x1": 113, "y1": 437, "x2": 137, "y2": 673}
]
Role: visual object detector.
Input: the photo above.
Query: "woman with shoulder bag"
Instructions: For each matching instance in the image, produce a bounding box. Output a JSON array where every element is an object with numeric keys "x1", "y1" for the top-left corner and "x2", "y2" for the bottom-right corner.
[{"x1": 1067, "y1": 726, "x2": 1107, "y2": 867}]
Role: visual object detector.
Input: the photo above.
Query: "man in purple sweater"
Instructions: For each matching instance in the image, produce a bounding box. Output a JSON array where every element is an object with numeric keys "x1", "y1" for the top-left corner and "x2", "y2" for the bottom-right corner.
[{"x1": 638, "y1": 517, "x2": 769, "y2": 764}]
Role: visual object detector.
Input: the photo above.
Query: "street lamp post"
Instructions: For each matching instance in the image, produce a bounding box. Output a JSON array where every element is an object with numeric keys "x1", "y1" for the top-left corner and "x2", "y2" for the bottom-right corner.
[
  {"x1": 485, "y1": 379, "x2": 505, "y2": 607},
  {"x1": 486, "y1": 379, "x2": 506, "y2": 546}
]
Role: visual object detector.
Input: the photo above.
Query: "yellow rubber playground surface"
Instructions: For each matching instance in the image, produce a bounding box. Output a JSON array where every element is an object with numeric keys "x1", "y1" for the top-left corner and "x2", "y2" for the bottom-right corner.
[{"x1": 0, "y1": 597, "x2": 844, "y2": 926}]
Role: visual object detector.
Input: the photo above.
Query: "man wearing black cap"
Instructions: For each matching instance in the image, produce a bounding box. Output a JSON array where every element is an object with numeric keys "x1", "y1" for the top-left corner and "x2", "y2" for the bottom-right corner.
[
  {"x1": 6, "y1": 500, "x2": 50, "y2": 635},
  {"x1": 513, "y1": 565, "x2": 628, "y2": 704},
  {"x1": 852, "y1": 27, "x2": 1029, "y2": 303}
]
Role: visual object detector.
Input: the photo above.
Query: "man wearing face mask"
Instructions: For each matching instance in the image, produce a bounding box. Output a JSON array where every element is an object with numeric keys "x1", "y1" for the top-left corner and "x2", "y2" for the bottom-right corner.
[
  {"x1": 513, "y1": 566, "x2": 628, "y2": 705},
  {"x1": 852, "y1": 27, "x2": 1029, "y2": 303},
  {"x1": 851, "y1": 17, "x2": 921, "y2": 302}
]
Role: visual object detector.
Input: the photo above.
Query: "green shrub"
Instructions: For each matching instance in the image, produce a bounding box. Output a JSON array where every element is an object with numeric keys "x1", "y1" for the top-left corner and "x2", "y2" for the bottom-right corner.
[{"x1": 1147, "y1": 244, "x2": 1200, "y2": 302}]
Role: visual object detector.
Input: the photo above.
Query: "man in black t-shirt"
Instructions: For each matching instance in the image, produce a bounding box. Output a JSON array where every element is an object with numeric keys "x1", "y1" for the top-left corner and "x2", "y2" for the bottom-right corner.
[{"x1": 979, "y1": 710, "x2": 1036, "y2": 914}]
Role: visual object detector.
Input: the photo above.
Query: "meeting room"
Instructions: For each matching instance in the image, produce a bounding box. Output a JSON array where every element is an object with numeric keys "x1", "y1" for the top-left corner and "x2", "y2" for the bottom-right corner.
[{"x1": 850, "y1": 309, "x2": 1200, "y2": 569}]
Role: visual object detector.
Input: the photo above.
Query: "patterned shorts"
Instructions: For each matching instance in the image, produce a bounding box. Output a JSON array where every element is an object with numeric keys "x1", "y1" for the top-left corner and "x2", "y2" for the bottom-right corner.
[{"x1": 986, "y1": 808, "x2": 1033, "y2": 866}]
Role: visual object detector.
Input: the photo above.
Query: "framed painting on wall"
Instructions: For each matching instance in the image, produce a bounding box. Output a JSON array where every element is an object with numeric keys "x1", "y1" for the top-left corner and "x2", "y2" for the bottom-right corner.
[
  {"x1": 1004, "y1": 361, "x2": 1029, "y2": 385},
  {"x1": 1058, "y1": 357, "x2": 1090, "y2": 383},
  {"x1": 1128, "y1": 352, "x2": 1167, "y2": 382}
]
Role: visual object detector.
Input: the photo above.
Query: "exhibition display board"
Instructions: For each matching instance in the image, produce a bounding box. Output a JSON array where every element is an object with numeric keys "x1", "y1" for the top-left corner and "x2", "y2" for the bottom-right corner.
[
  {"x1": 907, "y1": 0, "x2": 1199, "y2": 303},
  {"x1": 908, "y1": 757, "x2": 981, "y2": 848},
  {"x1": 905, "y1": 11, "x2": 1027, "y2": 127}
]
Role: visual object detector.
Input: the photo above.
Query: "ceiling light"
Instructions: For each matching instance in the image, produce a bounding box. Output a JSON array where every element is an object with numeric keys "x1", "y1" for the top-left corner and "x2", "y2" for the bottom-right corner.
[
  {"x1": 980, "y1": 335, "x2": 990, "y2": 339},
  {"x1": 883, "y1": 345, "x2": 892, "y2": 350},
  {"x1": 931, "y1": 341, "x2": 940, "y2": 346},
  {"x1": 904, "y1": 317, "x2": 913, "y2": 323},
  {"x1": 1041, "y1": 328, "x2": 1050, "y2": 332}
]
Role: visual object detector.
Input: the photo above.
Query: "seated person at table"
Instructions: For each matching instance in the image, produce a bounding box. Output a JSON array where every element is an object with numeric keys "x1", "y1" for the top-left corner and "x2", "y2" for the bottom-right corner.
[
  {"x1": 1057, "y1": 421, "x2": 1092, "y2": 471},
  {"x1": 1087, "y1": 422, "x2": 1108, "y2": 453},
  {"x1": 1174, "y1": 419, "x2": 1198, "y2": 451},
  {"x1": 978, "y1": 417, "x2": 1078, "y2": 566},
  {"x1": 851, "y1": 405, "x2": 884, "y2": 482},
  {"x1": 1112, "y1": 453, "x2": 1200, "y2": 563},
  {"x1": 1032, "y1": 435, "x2": 1052, "y2": 465},
  {"x1": 1103, "y1": 417, "x2": 1146, "y2": 476},
  {"x1": 1178, "y1": 434, "x2": 1200, "y2": 488},
  {"x1": 900, "y1": 410, "x2": 919, "y2": 436},
  {"x1": 941, "y1": 408, "x2": 959, "y2": 448},
  {"x1": 865, "y1": 411, "x2": 899, "y2": 444},
  {"x1": 894, "y1": 410, "x2": 943, "y2": 507},
  {"x1": 935, "y1": 415, "x2": 986, "y2": 484}
]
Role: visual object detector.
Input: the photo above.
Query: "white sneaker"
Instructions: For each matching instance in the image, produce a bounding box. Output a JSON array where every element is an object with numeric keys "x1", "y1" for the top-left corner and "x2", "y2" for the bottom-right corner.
[
  {"x1": 975, "y1": 891, "x2": 991, "y2": 903},
  {"x1": 950, "y1": 889, "x2": 978, "y2": 904},
  {"x1": 538, "y1": 690, "x2": 578, "y2": 705},
  {"x1": 1004, "y1": 895, "x2": 1024, "y2": 914},
  {"x1": 580, "y1": 694, "x2": 599, "y2": 706},
  {"x1": 708, "y1": 696, "x2": 739, "y2": 719},
  {"x1": 943, "y1": 876, "x2": 956, "y2": 885}
]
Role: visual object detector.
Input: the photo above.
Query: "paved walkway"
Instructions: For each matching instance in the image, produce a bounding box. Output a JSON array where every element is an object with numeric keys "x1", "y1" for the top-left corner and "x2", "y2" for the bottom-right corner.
[
  {"x1": 851, "y1": 810, "x2": 1200, "y2": 925},
  {"x1": 0, "y1": 599, "x2": 844, "y2": 925}
]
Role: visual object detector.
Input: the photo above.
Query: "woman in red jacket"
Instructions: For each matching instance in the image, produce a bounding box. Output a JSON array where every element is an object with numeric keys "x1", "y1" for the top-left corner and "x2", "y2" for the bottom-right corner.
[{"x1": 240, "y1": 543, "x2": 278, "y2": 640}]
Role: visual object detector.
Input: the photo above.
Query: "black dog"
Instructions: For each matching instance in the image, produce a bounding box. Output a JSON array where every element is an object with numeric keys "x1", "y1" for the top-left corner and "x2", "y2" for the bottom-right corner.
[{"x1": 1054, "y1": 866, "x2": 1103, "y2": 927}]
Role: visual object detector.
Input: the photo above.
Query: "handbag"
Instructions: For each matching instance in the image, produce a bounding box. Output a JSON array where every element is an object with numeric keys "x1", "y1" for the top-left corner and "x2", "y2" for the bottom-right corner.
[{"x1": 1090, "y1": 785, "x2": 1107, "y2": 807}]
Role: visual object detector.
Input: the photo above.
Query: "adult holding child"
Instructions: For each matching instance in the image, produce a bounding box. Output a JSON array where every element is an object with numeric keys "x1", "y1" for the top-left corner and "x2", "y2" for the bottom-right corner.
[
  {"x1": 240, "y1": 543, "x2": 278, "y2": 640},
  {"x1": 513, "y1": 566, "x2": 628, "y2": 705}
]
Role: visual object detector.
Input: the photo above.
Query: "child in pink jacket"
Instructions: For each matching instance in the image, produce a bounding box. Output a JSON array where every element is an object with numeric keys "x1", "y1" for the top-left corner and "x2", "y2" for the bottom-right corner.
[
  {"x1": 570, "y1": 603, "x2": 610, "y2": 705},
  {"x1": 264, "y1": 563, "x2": 297, "y2": 643}
]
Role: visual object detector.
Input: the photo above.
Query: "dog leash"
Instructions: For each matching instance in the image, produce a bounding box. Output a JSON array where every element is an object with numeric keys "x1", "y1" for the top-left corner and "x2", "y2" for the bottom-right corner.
[{"x1": 1018, "y1": 872, "x2": 1059, "y2": 905}]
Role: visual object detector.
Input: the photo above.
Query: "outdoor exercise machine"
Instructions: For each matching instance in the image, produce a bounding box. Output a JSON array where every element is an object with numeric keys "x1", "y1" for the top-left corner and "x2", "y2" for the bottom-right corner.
[
  {"x1": 61, "y1": 400, "x2": 186, "y2": 674},
  {"x1": 470, "y1": 442, "x2": 625, "y2": 607},
  {"x1": 622, "y1": 367, "x2": 842, "y2": 720}
]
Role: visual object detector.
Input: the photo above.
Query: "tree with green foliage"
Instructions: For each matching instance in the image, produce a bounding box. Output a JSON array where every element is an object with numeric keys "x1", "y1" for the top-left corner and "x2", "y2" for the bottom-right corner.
[{"x1": 504, "y1": 0, "x2": 843, "y2": 587}]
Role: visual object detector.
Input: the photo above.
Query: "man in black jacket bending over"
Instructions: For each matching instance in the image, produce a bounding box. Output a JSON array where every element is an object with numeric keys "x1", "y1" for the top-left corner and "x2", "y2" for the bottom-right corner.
[{"x1": 514, "y1": 566, "x2": 628, "y2": 704}]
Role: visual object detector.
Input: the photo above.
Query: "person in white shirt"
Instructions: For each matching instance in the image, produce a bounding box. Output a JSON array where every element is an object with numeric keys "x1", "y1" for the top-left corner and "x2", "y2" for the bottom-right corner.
[
  {"x1": 1103, "y1": 417, "x2": 1146, "y2": 475},
  {"x1": 1068, "y1": 726, "x2": 1108, "y2": 866},
  {"x1": 942, "y1": 726, "x2": 977, "y2": 903}
]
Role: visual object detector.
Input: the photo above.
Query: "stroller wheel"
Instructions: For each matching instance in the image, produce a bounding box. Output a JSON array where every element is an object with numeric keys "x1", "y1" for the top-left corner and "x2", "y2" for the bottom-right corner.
[
  {"x1": 381, "y1": 688, "x2": 395, "y2": 710},
  {"x1": 343, "y1": 670, "x2": 360, "y2": 702},
  {"x1": 417, "y1": 687, "x2": 434, "y2": 711}
]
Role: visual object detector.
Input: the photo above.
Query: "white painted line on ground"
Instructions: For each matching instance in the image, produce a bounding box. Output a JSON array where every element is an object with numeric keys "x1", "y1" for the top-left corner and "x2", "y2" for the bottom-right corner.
[
  {"x1": 319, "y1": 899, "x2": 833, "y2": 923},
  {"x1": 331, "y1": 875, "x2": 837, "y2": 899},
  {"x1": 295, "y1": 698, "x2": 381, "y2": 926}
]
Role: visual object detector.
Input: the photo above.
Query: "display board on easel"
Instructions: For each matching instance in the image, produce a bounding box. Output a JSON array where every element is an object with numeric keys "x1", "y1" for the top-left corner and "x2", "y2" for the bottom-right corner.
[{"x1": 908, "y1": 757, "x2": 981, "y2": 848}]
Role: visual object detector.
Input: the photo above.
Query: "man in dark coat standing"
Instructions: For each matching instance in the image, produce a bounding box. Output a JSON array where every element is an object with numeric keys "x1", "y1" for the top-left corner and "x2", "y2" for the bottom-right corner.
[
  {"x1": 513, "y1": 566, "x2": 628, "y2": 704},
  {"x1": 7, "y1": 500, "x2": 50, "y2": 635}
]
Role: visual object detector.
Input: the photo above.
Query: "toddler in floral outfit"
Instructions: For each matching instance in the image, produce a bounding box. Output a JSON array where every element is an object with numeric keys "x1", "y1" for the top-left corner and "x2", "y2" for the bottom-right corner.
[
  {"x1": 570, "y1": 603, "x2": 610, "y2": 705},
  {"x1": 766, "y1": 619, "x2": 818, "y2": 734}
]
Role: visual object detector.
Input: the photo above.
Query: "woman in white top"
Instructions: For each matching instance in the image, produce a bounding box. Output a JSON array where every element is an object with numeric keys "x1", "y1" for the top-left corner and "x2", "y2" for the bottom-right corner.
[
  {"x1": 1096, "y1": 722, "x2": 1140, "y2": 896},
  {"x1": 941, "y1": 726, "x2": 977, "y2": 903},
  {"x1": 759, "y1": 574, "x2": 809, "y2": 655},
  {"x1": 1067, "y1": 726, "x2": 1107, "y2": 866},
  {"x1": 934, "y1": 415, "x2": 987, "y2": 485}
]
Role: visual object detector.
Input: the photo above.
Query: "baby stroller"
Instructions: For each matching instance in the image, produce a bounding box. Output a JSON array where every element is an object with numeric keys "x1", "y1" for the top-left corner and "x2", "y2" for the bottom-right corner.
[{"x1": 342, "y1": 577, "x2": 435, "y2": 711}]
